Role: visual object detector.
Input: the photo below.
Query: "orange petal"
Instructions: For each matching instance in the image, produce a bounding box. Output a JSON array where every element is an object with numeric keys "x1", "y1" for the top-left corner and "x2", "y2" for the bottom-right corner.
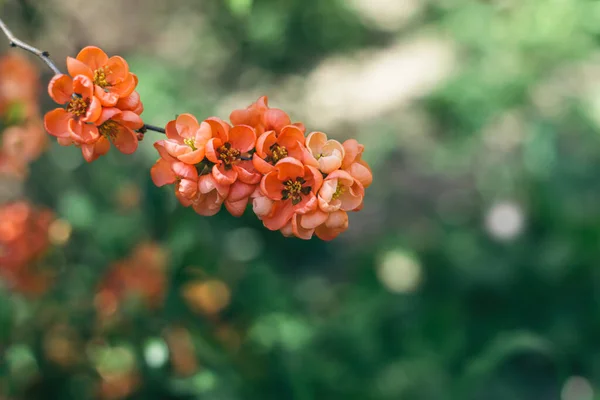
[
  {"x1": 165, "y1": 120, "x2": 180, "y2": 141},
  {"x1": 72, "y1": 75, "x2": 94, "y2": 99},
  {"x1": 178, "y1": 149, "x2": 205, "y2": 165},
  {"x1": 291, "y1": 214, "x2": 314, "y2": 240},
  {"x1": 95, "y1": 85, "x2": 119, "y2": 107},
  {"x1": 115, "y1": 110, "x2": 143, "y2": 130},
  {"x1": 235, "y1": 161, "x2": 261, "y2": 184},
  {"x1": 115, "y1": 90, "x2": 142, "y2": 113},
  {"x1": 154, "y1": 141, "x2": 176, "y2": 162},
  {"x1": 113, "y1": 125, "x2": 138, "y2": 154},
  {"x1": 318, "y1": 154, "x2": 343, "y2": 174},
  {"x1": 48, "y1": 74, "x2": 73, "y2": 104},
  {"x1": 205, "y1": 117, "x2": 230, "y2": 142},
  {"x1": 275, "y1": 157, "x2": 304, "y2": 181},
  {"x1": 110, "y1": 73, "x2": 135, "y2": 98},
  {"x1": 212, "y1": 164, "x2": 237, "y2": 185},
  {"x1": 105, "y1": 56, "x2": 130, "y2": 85},
  {"x1": 255, "y1": 130, "x2": 277, "y2": 158},
  {"x1": 252, "y1": 195, "x2": 274, "y2": 218},
  {"x1": 205, "y1": 138, "x2": 222, "y2": 163},
  {"x1": 228, "y1": 125, "x2": 256, "y2": 153},
  {"x1": 292, "y1": 122, "x2": 306, "y2": 134},
  {"x1": 43, "y1": 108, "x2": 71, "y2": 138},
  {"x1": 76, "y1": 46, "x2": 108, "y2": 70},
  {"x1": 228, "y1": 181, "x2": 255, "y2": 202},
  {"x1": 263, "y1": 108, "x2": 290, "y2": 133},
  {"x1": 346, "y1": 161, "x2": 372, "y2": 188},
  {"x1": 300, "y1": 210, "x2": 328, "y2": 229},
  {"x1": 342, "y1": 139, "x2": 361, "y2": 168},
  {"x1": 262, "y1": 200, "x2": 295, "y2": 231},
  {"x1": 278, "y1": 125, "x2": 305, "y2": 148},
  {"x1": 260, "y1": 172, "x2": 284, "y2": 200},
  {"x1": 229, "y1": 108, "x2": 252, "y2": 127},
  {"x1": 305, "y1": 165, "x2": 323, "y2": 193},
  {"x1": 315, "y1": 225, "x2": 343, "y2": 241},
  {"x1": 305, "y1": 131, "x2": 326, "y2": 155},
  {"x1": 66, "y1": 57, "x2": 93, "y2": 80},
  {"x1": 252, "y1": 153, "x2": 275, "y2": 175},
  {"x1": 82, "y1": 95, "x2": 102, "y2": 123},
  {"x1": 176, "y1": 113, "x2": 200, "y2": 139},
  {"x1": 172, "y1": 162, "x2": 198, "y2": 181},
  {"x1": 97, "y1": 107, "x2": 122, "y2": 125},
  {"x1": 151, "y1": 159, "x2": 177, "y2": 187},
  {"x1": 68, "y1": 120, "x2": 99, "y2": 144},
  {"x1": 225, "y1": 198, "x2": 249, "y2": 217},
  {"x1": 81, "y1": 143, "x2": 95, "y2": 162}
]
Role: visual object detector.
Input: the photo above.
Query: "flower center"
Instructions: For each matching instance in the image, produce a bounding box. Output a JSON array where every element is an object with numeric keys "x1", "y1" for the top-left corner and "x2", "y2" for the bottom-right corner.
[
  {"x1": 66, "y1": 97, "x2": 90, "y2": 117},
  {"x1": 184, "y1": 138, "x2": 197, "y2": 151},
  {"x1": 331, "y1": 182, "x2": 345, "y2": 200},
  {"x1": 282, "y1": 177, "x2": 312, "y2": 205},
  {"x1": 93, "y1": 67, "x2": 109, "y2": 88},
  {"x1": 267, "y1": 143, "x2": 288, "y2": 164},
  {"x1": 217, "y1": 142, "x2": 241, "y2": 169},
  {"x1": 99, "y1": 120, "x2": 119, "y2": 139}
]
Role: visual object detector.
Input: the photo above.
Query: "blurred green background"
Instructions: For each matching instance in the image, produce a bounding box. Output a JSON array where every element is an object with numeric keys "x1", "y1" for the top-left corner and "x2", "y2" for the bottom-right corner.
[{"x1": 3, "y1": 0, "x2": 600, "y2": 399}]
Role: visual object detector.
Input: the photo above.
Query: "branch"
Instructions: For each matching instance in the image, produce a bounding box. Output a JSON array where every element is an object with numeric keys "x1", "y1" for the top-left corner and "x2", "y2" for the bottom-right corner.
[
  {"x1": 140, "y1": 124, "x2": 166, "y2": 134},
  {"x1": 0, "y1": 16, "x2": 61, "y2": 75}
]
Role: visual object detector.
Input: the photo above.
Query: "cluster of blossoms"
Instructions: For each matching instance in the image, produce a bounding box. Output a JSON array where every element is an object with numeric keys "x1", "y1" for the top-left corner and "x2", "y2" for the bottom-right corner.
[
  {"x1": 34, "y1": 45, "x2": 372, "y2": 241},
  {"x1": 43, "y1": 46, "x2": 144, "y2": 162},
  {"x1": 0, "y1": 54, "x2": 47, "y2": 178},
  {"x1": 0, "y1": 201, "x2": 54, "y2": 295},
  {"x1": 151, "y1": 96, "x2": 372, "y2": 240}
]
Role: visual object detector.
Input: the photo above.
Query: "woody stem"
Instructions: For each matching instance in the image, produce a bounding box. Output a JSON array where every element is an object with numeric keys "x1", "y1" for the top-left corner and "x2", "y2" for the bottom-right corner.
[
  {"x1": 140, "y1": 124, "x2": 166, "y2": 134},
  {"x1": 0, "y1": 17, "x2": 62, "y2": 75}
]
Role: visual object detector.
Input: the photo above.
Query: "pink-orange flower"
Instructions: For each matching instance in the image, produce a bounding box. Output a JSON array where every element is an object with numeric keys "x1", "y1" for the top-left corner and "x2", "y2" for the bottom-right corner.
[
  {"x1": 205, "y1": 118, "x2": 260, "y2": 185},
  {"x1": 151, "y1": 158, "x2": 199, "y2": 207},
  {"x1": 306, "y1": 131, "x2": 345, "y2": 174},
  {"x1": 67, "y1": 46, "x2": 137, "y2": 106},
  {"x1": 318, "y1": 170, "x2": 363, "y2": 213},
  {"x1": 230, "y1": 96, "x2": 294, "y2": 136},
  {"x1": 259, "y1": 157, "x2": 323, "y2": 231},
  {"x1": 44, "y1": 74, "x2": 102, "y2": 140},
  {"x1": 0, "y1": 53, "x2": 39, "y2": 118},
  {"x1": 192, "y1": 175, "x2": 229, "y2": 216},
  {"x1": 342, "y1": 139, "x2": 372, "y2": 188},
  {"x1": 155, "y1": 114, "x2": 212, "y2": 165},
  {"x1": 282, "y1": 209, "x2": 349, "y2": 241},
  {"x1": 252, "y1": 125, "x2": 307, "y2": 174}
]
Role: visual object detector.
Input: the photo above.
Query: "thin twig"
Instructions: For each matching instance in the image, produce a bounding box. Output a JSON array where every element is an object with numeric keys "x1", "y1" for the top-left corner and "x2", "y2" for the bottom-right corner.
[
  {"x1": 140, "y1": 124, "x2": 166, "y2": 134},
  {"x1": 0, "y1": 16, "x2": 61, "y2": 75}
]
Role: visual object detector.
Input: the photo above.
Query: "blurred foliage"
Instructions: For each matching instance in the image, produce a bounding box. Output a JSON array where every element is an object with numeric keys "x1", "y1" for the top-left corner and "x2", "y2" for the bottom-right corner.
[{"x1": 3, "y1": 0, "x2": 600, "y2": 399}]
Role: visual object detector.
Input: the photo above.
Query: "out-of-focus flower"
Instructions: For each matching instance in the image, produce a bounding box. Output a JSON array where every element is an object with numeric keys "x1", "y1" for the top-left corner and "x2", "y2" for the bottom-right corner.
[
  {"x1": 0, "y1": 201, "x2": 55, "y2": 296},
  {"x1": 95, "y1": 242, "x2": 168, "y2": 319},
  {"x1": 182, "y1": 279, "x2": 231, "y2": 315},
  {"x1": 0, "y1": 53, "x2": 39, "y2": 119}
]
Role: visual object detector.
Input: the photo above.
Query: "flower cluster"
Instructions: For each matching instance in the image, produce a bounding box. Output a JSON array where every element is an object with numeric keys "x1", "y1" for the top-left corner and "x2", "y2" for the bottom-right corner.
[
  {"x1": 43, "y1": 46, "x2": 144, "y2": 162},
  {"x1": 0, "y1": 54, "x2": 47, "y2": 178},
  {"x1": 0, "y1": 201, "x2": 54, "y2": 295},
  {"x1": 151, "y1": 96, "x2": 372, "y2": 240}
]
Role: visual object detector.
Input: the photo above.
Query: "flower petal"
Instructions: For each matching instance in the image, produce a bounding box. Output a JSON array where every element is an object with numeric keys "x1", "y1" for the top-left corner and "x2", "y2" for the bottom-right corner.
[
  {"x1": 235, "y1": 160, "x2": 261, "y2": 184},
  {"x1": 105, "y1": 56, "x2": 130, "y2": 85},
  {"x1": 48, "y1": 74, "x2": 73, "y2": 104},
  {"x1": 95, "y1": 85, "x2": 119, "y2": 107},
  {"x1": 205, "y1": 138, "x2": 222, "y2": 163},
  {"x1": 43, "y1": 108, "x2": 71, "y2": 138},
  {"x1": 291, "y1": 214, "x2": 314, "y2": 240},
  {"x1": 72, "y1": 75, "x2": 94, "y2": 99},
  {"x1": 229, "y1": 125, "x2": 256, "y2": 153},
  {"x1": 205, "y1": 117, "x2": 230, "y2": 142},
  {"x1": 66, "y1": 57, "x2": 93, "y2": 80},
  {"x1": 263, "y1": 108, "x2": 291, "y2": 133},
  {"x1": 275, "y1": 157, "x2": 304, "y2": 181},
  {"x1": 300, "y1": 209, "x2": 328, "y2": 229},
  {"x1": 225, "y1": 197, "x2": 249, "y2": 217},
  {"x1": 278, "y1": 125, "x2": 305, "y2": 148},
  {"x1": 252, "y1": 153, "x2": 275, "y2": 175},
  {"x1": 68, "y1": 119, "x2": 99, "y2": 144},
  {"x1": 151, "y1": 159, "x2": 177, "y2": 186},
  {"x1": 260, "y1": 172, "x2": 284, "y2": 200},
  {"x1": 113, "y1": 125, "x2": 138, "y2": 154},
  {"x1": 306, "y1": 131, "x2": 327, "y2": 155},
  {"x1": 115, "y1": 110, "x2": 144, "y2": 130},
  {"x1": 228, "y1": 181, "x2": 255, "y2": 202},
  {"x1": 97, "y1": 108, "x2": 122, "y2": 125},
  {"x1": 109, "y1": 73, "x2": 136, "y2": 98},
  {"x1": 212, "y1": 164, "x2": 237, "y2": 185},
  {"x1": 76, "y1": 46, "x2": 109, "y2": 71},
  {"x1": 255, "y1": 130, "x2": 277, "y2": 158},
  {"x1": 176, "y1": 113, "x2": 200, "y2": 139},
  {"x1": 82, "y1": 95, "x2": 102, "y2": 123},
  {"x1": 262, "y1": 200, "x2": 295, "y2": 231}
]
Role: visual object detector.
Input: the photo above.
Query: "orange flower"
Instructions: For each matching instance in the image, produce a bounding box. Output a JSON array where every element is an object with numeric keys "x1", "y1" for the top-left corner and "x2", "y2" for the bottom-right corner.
[
  {"x1": 155, "y1": 114, "x2": 212, "y2": 165},
  {"x1": 341, "y1": 139, "x2": 372, "y2": 188},
  {"x1": 224, "y1": 181, "x2": 256, "y2": 217},
  {"x1": 116, "y1": 88, "x2": 144, "y2": 115},
  {"x1": 66, "y1": 46, "x2": 136, "y2": 106},
  {"x1": 0, "y1": 53, "x2": 39, "y2": 118},
  {"x1": 259, "y1": 157, "x2": 322, "y2": 230},
  {"x1": 252, "y1": 125, "x2": 307, "y2": 174},
  {"x1": 1, "y1": 122, "x2": 47, "y2": 166},
  {"x1": 282, "y1": 209, "x2": 349, "y2": 241},
  {"x1": 305, "y1": 131, "x2": 345, "y2": 174},
  {"x1": 192, "y1": 174, "x2": 229, "y2": 216},
  {"x1": 229, "y1": 96, "x2": 292, "y2": 136},
  {"x1": 205, "y1": 118, "x2": 260, "y2": 185},
  {"x1": 151, "y1": 158, "x2": 199, "y2": 207},
  {"x1": 317, "y1": 170, "x2": 363, "y2": 213},
  {"x1": 43, "y1": 74, "x2": 102, "y2": 139},
  {"x1": 74, "y1": 108, "x2": 143, "y2": 162}
]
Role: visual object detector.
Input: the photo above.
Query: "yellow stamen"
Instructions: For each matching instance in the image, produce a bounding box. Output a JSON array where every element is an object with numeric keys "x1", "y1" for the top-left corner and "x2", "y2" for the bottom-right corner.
[
  {"x1": 331, "y1": 182, "x2": 345, "y2": 200},
  {"x1": 66, "y1": 97, "x2": 90, "y2": 117},
  {"x1": 282, "y1": 177, "x2": 312, "y2": 205},
  {"x1": 268, "y1": 144, "x2": 288, "y2": 164},
  {"x1": 184, "y1": 138, "x2": 197, "y2": 151},
  {"x1": 99, "y1": 120, "x2": 119, "y2": 139},
  {"x1": 217, "y1": 142, "x2": 241, "y2": 169},
  {"x1": 93, "y1": 67, "x2": 109, "y2": 88}
]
